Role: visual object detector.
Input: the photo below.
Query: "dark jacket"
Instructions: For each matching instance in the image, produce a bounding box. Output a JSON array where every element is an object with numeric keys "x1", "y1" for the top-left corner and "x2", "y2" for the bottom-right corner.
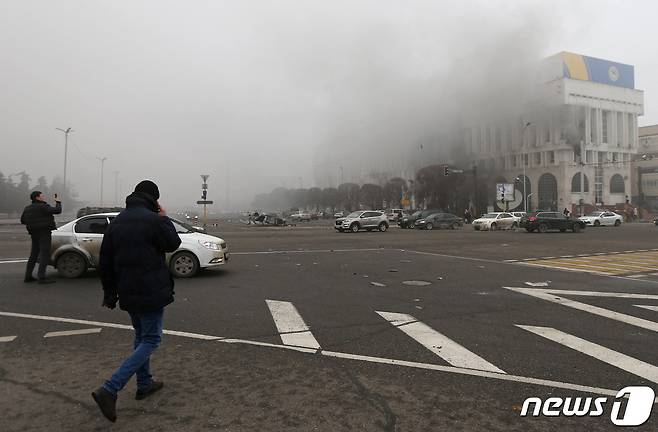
[
  {"x1": 21, "y1": 200, "x2": 62, "y2": 235},
  {"x1": 99, "y1": 192, "x2": 181, "y2": 313}
]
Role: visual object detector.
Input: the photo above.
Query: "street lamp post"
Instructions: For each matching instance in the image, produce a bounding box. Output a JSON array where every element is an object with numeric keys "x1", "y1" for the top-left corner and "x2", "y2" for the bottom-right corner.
[
  {"x1": 521, "y1": 122, "x2": 532, "y2": 213},
  {"x1": 98, "y1": 157, "x2": 107, "y2": 206},
  {"x1": 113, "y1": 171, "x2": 120, "y2": 206},
  {"x1": 55, "y1": 127, "x2": 73, "y2": 192}
]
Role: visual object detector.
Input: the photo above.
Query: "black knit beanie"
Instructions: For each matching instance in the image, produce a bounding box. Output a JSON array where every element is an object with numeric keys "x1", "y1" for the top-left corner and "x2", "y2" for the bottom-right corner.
[{"x1": 134, "y1": 180, "x2": 160, "y2": 200}]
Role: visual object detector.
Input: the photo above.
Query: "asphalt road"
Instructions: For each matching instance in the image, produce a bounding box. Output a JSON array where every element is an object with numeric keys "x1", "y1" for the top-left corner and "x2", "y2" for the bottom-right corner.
[{"x1": 1, "y1": 220, "x2": 658, "y2": 431}]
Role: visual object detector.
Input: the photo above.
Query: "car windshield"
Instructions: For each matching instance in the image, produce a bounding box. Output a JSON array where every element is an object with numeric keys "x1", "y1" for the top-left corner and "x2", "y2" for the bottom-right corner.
[
  {"x1": 346, "y1": 212, "x2": 362, "y2": 218},
  {"x1": 411, "y1": 211, "x2": 422, "y2": 218},
  {"x1": 170, "y1": 218, "x2": 194, "y2": 233},
  {"x1": 481, "y1": 213, "x2": 498, "y2": 219}
]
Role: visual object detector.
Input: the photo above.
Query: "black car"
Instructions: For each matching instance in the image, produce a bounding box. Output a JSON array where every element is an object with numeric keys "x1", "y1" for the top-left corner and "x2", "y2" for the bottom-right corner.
[
  {"x1": 398, "y1": 209, "x2": 441, "y2": 229},
  {"x1": 414, "y1": 213, "x2": 463, "y2": 230},
  {"x1": 520, "y1": 211, "x2": 586, "y2": 233}
]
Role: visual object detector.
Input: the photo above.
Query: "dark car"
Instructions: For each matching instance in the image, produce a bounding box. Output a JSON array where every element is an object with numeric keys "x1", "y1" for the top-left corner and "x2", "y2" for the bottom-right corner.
[
  {"x1": 520, "y1": 211, "x2": 586, "y2": 233},
  {"x1": 414, "y1": 213, "x2": 463, "y2": 230},
  {"x1": 398, "y1": 209, "x2": 441, "y2": 229}
]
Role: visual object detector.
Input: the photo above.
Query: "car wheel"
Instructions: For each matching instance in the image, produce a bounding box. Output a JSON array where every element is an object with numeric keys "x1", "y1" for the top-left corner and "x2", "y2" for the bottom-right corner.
[
  {"x1": 378, "y1": 222, "x2": 388, "y2": 232},
  {"x1": 614, "y1": 219, "x2": 621, "y2": 227},
  {"x1": 490, "y1": 223, "x2": 497, "y2": 231},
  {"x1": 170, "y1": 251, "x2": 199, "y2": 278},
  {"x1": 511, "y1": 222, "x2": 518, "y2": 229},
  {"x1": 425, "y1": 222, "x2": 433, "y2": 230},
  {"x1": 573, "y1": 223, "x2": 582, "y2": 233},
  {"x1": 350, "y1": 223, "x2": 360, "y2": 233},
  {"x1": 56, "y1": 252, "x2": 87, "y2": 278},
  {"x1": 538, "y1": 223, "x2": 548, "y2": 233},
  {"x1": 451, "y1": 222, "x2": 460, "y2": 230},
  {"x1": 594, "y1": 220, "x2": 600, "y2": 227}
]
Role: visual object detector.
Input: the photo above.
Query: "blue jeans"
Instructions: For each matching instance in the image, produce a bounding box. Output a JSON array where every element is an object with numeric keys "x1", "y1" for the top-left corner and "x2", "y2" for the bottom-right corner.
[{"x1": 103, "y1": 308, "x2": 164, "y2": 395}]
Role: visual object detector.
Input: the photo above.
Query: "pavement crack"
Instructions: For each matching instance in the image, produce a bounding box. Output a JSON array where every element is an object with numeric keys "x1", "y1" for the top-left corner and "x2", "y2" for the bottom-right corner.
[{"x1": 332, "y1": 360, "x2": 398, "y2": 432}]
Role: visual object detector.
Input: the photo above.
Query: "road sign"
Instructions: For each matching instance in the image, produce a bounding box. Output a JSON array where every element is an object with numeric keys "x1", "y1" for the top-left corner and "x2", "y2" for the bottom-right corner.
[
  {"x1": 197, "y1": 200, "x2": 214, "y2": 205},
  {"x1": 496, "y1": 183, "x2": 515, "y2": 202}
]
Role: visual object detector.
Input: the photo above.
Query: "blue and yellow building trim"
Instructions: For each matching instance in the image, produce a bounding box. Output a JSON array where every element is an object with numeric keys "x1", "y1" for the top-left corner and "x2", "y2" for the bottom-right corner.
[{"x1": 561, "y1": 51, "x2": 634, "y2": 89}]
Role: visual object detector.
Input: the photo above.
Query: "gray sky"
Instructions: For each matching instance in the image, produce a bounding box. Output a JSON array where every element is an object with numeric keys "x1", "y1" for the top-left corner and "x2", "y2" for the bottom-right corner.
[{"x1": 1, "y1": 0, "x2": 657, "y2": 210}]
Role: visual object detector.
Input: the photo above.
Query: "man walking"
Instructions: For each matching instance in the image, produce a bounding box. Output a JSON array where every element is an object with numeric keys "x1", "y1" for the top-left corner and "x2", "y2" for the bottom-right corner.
[
  {"x1": 92, "y1": 180, "x2": 181, "y2": 423},
  {"x1": 20, "y1": 191, "x2": 61, "y2": 284}
]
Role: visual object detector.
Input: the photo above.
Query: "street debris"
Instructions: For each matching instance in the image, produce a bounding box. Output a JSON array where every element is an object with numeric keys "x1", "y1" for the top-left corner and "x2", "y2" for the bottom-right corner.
[{"x1": 402, "y1": 280, "x2": 432, "y2": 286}]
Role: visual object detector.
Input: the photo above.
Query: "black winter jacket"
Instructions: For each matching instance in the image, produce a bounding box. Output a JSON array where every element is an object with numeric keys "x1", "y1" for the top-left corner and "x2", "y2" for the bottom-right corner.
[
  {"x1": 21, "y1": 201, "x2": 62, "y2": 235},
  {"x1": 99, "y1": 192, "x2": 182, "y2": 313}
]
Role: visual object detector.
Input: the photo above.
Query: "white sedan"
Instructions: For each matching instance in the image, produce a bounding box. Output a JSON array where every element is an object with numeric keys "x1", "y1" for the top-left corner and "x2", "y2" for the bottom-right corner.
[
  {"x1": 50, "y1": 213, "x2": 229, "y2": 278},
  {"x1": 472, "y1": 212, "x2": 517, "y2": 231},
  {"x1": 578, "y1": 211, "x2": 623, "y2": 227}
]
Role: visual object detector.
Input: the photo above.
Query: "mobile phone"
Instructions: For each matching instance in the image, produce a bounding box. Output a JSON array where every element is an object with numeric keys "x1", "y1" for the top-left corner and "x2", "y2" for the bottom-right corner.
[{"x1": 54, "y1": 193, "x2": 58, "y2": 199}]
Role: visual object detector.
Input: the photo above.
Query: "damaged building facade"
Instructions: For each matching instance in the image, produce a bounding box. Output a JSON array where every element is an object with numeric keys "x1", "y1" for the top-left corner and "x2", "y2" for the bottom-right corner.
[{"x1": 465, "y1": 52, "x2": 644, "y2": 214}]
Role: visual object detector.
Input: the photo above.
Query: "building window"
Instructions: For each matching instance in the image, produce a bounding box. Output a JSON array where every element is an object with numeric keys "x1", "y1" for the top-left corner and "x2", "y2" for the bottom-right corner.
[
  {"x1": 538, "y1": 173, "x2": 558, "y2": 210},
  {"x1": 617, "y1": 112, "x2": 624, "y2": 147},
  {"x1": 612, "y1": 152, "x2": 618, "y2": 163},
  {"x1": 534, "y1": 152, "x2": 541, "y2": 165},
  {"x1": 628, "y1": 114, "x2": 635, "y2": 148},
  {"x1": 512, "y1": 155, "x2": 517, "y2": 168},
  {"x1": 602, "y1": 111, "x2": 608, "y2": 144},
  {"x1": 595, "y1": 167, "x2": 603, "y2": 204},
  {"x1": 590, "y1": 108, "x2": 597, "y2": 144},
  {"x1": 571, "y1": 173, "x2": 589, "y2": 192},
  {"x1": 610, "y1": 174, "x2": 625, "y2": 193},
  {"x1": 524, "y1": 154, "x2": 529, "y2": 166},
  {"x1": 548, "y1": 151, "x2": 555, "y2": 164},
  {"x1": 586, "y1": 150, "x2": 593, "y2": 164}
]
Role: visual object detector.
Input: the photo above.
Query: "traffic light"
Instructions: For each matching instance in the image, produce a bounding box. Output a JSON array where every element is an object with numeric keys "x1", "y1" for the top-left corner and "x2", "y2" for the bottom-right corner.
[
  {"x1": 202, "y1": 190, "x2": 207, "y2": 200},
  {"x1": 444, "y1": 165, "x2": 450, "y2": 176}
]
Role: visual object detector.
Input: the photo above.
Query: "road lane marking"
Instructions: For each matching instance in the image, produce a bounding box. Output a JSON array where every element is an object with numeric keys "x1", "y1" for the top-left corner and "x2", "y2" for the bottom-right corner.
[
  {"x1": 376, "y1": 311, "x2": 505, "y2": 373},
  {"x1": 0, "y1": 309, "x2": 651, "y2": 400},
  {"x1": 635, "y1": 305, "x2": 658, "y2": 312},
  {"x1": 504, "y1": 287, "x2": 658, "y2": 332},
  {"x1": 517, "y1": 325, "x2": 658, "y2": 384},
  {"x1": 44, "y1": 328, "x2": 102, "y2": 338},
  {"x1": 265, "y1": 300, "x2": 320, "y2": 349},
  {"x1": 0, "y1": 259, "x2": 28, "y2": 264},
  {"x1": 0, "y1": 335, "x2": 17, "y2": 342},
  {"x1": 232, "y1": 248, "x2": 384, "y2": 255}
]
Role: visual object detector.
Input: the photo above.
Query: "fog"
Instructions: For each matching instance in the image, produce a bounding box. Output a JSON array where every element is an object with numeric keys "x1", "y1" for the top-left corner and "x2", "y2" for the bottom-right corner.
[{"x1": 1, "y1": 0, "x2": 657, "y2": 212}]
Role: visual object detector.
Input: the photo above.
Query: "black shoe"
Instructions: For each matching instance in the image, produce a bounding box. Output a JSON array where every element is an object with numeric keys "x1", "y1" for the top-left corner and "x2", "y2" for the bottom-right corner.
[
  {"x1": 135, "y1": 380, "x2": 164, "y2": 400},
  {"x1": 92, "y1": 386, "x2": 117, "y2": 422},
  {"x1": 24, "y1": 276, "x2": 37, "y2": 283},
  {"x1": 38, "y1": 278, "x2": 56, "y2": 284}
]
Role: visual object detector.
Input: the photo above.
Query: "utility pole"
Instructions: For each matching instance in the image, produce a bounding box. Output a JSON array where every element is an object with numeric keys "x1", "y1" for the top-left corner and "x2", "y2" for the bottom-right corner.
[
  {"x1": 98, "y1": 157, "x2": 107, "y2": 206},
  {"x1": 113, "y1": 171, "x2": 120, "y2": 206},
  {"x1": 55, "y1": 127, "x2": 73, "y2": 192},
  {"x1": 522, "y1": 122, "x2": 532, "y2": 213},
  {"x1": 580, "y1": 140, "x2": 585, "y2": 216}
]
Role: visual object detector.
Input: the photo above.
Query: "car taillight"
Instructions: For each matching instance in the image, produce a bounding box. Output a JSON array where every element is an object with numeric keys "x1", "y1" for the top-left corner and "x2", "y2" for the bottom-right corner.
[{"x1": 528, "y1": 216, "x2": 537, "y2": 221}]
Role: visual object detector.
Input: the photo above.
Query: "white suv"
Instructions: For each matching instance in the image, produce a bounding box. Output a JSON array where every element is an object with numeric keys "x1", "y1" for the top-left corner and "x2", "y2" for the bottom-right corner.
[{"x1": 335, "y1": 211, "x2": 389, "y2": 233}]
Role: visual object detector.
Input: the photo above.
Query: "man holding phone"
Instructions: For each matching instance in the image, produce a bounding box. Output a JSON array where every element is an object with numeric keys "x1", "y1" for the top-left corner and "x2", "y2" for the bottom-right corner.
[
  {"x1": 92, "y1": 180, "x2": 181, "y2": 422},
  {"x1": 20, "y1": 191, "x2": 62, "y2": 284}
]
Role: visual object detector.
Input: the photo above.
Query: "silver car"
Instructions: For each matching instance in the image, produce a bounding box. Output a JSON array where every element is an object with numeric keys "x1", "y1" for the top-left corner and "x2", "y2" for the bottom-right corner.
[
  {"x1": 50, "y1": 212, "x2": 229, "y2": 278},
  {"x1": 334, "y1": 210, "x2": 389, "y2": 233}
]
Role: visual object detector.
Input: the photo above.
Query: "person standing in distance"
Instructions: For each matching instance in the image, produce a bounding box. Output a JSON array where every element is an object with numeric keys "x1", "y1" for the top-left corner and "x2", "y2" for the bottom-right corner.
[
  {"x1": 92, "y1": 180, "x2": 181, "y2": 423},
  {"x1": 20, "y1": 191, "x2": 62, "y2": 284}
]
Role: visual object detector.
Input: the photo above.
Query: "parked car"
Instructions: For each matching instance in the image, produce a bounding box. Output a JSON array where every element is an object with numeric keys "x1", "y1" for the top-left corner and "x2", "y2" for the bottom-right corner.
[
  {"x1": 511, "y1": 212, "x2": 526, "y2": 224},
  {"x1": 520, "y1": 211, "x2": 586, "y2": 233},
  {"x1": 472, "y1": 212, "x2": 516, "y2": 231},
  {"x1": 578, "y1": 211, "x2": 623, "y2": 227},
  {"x1": 414, "y1": 213, "x2": 463, "y2": 230},
  {"x1": 333, "y1": 211, "x2": 345, "y2": 218},
  {"x1": 290, "y1": 212, "x2": 312, "y2": 221},
  {"x1": 398, "y1": 209, "x2": 441, "y2": 229},
  {"x1": 335, "y1": 211, "x2": 389, "y2": 233},
  {"x1": 50, "y1": 213, "x2": 229, "y2": 278},
  {"x1": 386, "y1": 208, "x2": 405, "y2": 222}
]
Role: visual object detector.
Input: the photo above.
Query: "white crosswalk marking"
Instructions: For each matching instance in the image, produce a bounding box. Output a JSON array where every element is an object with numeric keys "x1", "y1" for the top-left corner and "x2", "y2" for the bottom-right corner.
[
  {"x1": 517, "y1": 325, "x2": 658, "y2": 384},
  {"x1": 635, "y1": 305, "x2": 658, "y2": 312},
  {"x1": 0, "y1": 335, "x2": 17, "y2": 342},
  {"x1": 376, "y1": 311, "x2": 505, "y2": 374},
  {"x1": 265, "y1": 300, "x2": 320, "y2": 349},
  {"x1": 43, "y1": 328, "x2": 102, "y2": 338}
]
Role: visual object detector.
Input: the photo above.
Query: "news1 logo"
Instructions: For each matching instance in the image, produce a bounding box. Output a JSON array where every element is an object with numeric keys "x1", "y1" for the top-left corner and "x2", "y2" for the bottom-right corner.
[{"x1": 520, "y1": 386, "x2": 655, "y2": 426}]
